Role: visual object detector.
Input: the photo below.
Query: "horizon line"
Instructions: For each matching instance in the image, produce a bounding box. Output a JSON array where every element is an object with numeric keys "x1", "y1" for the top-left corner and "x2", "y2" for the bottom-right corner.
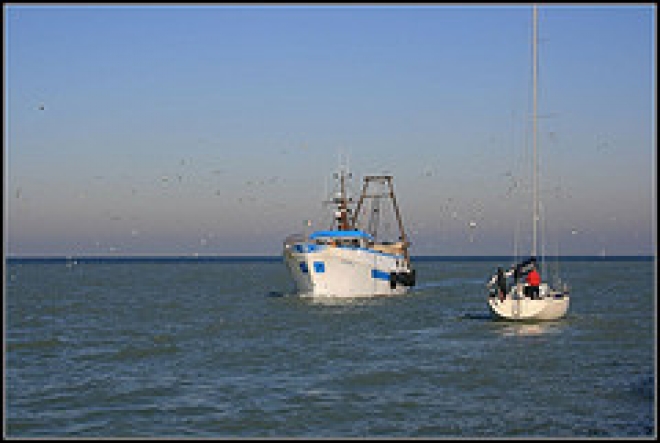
[{"x1": 5, "y1": 253, "x2": 656, "y2": 261}]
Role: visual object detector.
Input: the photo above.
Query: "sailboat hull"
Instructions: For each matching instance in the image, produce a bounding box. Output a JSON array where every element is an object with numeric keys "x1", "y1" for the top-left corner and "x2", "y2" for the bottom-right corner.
[{"x1": 488, "y1": 283, "x2": 569, "y2": 321}]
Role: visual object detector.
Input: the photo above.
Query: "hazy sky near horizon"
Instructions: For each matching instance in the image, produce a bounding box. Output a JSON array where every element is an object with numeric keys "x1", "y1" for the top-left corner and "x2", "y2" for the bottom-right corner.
[{"x1": 5, "y1": 4, "x2": 656, "y2": 256}]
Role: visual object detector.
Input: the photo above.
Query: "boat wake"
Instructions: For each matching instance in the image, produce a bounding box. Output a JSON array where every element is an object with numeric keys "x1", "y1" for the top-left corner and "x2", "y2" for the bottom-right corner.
[
  {"x1": 415, "y1": 278, "x2": 484, "y2": 291},
  {"x1": 296, "y1": 292, "x2": 388, "y2": 307}
]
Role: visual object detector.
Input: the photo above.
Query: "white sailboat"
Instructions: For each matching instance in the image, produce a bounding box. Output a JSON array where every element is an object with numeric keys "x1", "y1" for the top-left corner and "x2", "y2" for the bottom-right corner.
[
  {"x1": 283, "y1": 161, "x2": 415, "y2": 297},
  {"x1": 487, "y1": 5, "x2": 570, "y2": 321}
]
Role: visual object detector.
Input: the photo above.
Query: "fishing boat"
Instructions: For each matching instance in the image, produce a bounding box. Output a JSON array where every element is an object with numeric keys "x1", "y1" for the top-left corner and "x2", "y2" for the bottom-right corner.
[
  {"x1": 486, "y1": 5, "x2": 570, "y2": 321},
  {"x1": 283, "y1": 163, "x2": 415, "y2": 297}
]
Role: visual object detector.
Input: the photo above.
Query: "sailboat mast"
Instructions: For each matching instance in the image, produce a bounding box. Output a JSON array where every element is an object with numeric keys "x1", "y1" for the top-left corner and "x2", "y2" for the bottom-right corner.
[{"x1": 532, "y1": 4, "x2": 539, "y2": 258}]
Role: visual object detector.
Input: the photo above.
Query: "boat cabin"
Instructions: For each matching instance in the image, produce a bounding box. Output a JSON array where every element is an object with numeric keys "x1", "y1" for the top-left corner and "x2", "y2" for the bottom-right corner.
[{"x1": 308, "y1": 230, "x2": 373, "y2": 249}]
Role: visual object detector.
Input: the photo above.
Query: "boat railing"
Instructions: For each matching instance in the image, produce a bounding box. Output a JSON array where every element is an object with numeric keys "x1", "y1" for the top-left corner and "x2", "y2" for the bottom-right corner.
[{"x1": 371, "y1": 241, "x2": 406, "y2": 256}]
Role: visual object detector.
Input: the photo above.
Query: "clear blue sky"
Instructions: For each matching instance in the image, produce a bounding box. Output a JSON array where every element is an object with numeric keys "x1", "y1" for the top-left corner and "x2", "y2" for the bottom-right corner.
[{"x1": 5, "y1": 4, "x2": 656, "y2": 256}]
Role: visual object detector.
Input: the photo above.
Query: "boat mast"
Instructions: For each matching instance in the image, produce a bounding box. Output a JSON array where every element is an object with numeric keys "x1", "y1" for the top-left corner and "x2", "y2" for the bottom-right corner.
[
  {"x1": 386, "y1": 176, "x2": 411, "y2": 266},
  {"x1": 352, "y1": 175, "x2": 411, "y2": 266},
  {"x1": 331, "y1": 153, "x2": 353, "y2": 231},
  {"x1": 532, "y1": 4, "x2": 539, "y2": 259},
  {"x1": 337, "y1": 169, "x2": 351, "y2": 231}
]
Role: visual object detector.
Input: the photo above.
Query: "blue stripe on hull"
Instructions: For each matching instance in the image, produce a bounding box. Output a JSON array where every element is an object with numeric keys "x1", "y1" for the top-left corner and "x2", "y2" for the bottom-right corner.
[{"x1": 371, "y1": 269, "x2": 390, "y2": 281}]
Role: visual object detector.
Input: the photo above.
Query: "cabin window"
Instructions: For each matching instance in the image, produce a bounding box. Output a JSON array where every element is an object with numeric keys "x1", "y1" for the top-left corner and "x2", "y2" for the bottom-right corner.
[{"x1": 313, "y1": 261, "x2": 325, "y2": 273}]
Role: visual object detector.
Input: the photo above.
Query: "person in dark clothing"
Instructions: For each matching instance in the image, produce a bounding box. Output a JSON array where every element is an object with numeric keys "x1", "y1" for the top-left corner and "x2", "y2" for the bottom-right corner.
[
  {"x1": 513, "y1": 263, "x2": 522, "y2": 285},
  {"x1": 496, "y1": 267, "x2": 507, "y2": 301}
]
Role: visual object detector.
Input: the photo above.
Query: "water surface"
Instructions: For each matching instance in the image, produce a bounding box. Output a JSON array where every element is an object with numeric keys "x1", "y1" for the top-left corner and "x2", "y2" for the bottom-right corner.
[{"x1": 5, "y1": 257, "x2": 656, "y2": 437}]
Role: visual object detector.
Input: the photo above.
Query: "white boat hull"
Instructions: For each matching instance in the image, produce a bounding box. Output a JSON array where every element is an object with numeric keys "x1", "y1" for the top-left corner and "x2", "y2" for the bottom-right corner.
[
  {"x1": 488, "y1": 283, "x2": 569, "y2": 321},
  {"x1": 283, "y1": 244, "x2": 412, "y2": 297}
]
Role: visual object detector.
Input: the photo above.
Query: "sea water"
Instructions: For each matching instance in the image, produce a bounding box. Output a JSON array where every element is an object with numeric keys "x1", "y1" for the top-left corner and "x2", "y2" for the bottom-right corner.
[{"x1": 5, "y1": 257, "x2": 656, "y2": 437}]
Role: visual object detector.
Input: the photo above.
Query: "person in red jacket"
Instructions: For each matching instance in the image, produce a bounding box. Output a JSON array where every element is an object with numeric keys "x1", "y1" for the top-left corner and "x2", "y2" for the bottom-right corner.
[{"x1": 526, "y1": 264, "x2": 541, "y2": 299}]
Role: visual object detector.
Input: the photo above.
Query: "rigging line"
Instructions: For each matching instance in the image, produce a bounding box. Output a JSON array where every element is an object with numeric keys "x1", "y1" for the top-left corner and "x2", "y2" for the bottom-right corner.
[{"x1": 540, "y1": 201, "x2": 547, "y2": 279}]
